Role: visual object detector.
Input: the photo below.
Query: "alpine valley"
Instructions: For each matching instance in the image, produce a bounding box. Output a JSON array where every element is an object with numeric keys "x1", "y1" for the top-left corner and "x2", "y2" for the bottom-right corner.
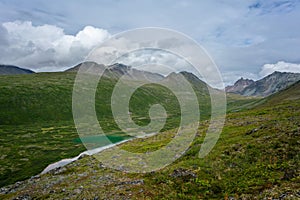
[{"x1": 0, "y1": 63, "x2": 299, "y2": 199}]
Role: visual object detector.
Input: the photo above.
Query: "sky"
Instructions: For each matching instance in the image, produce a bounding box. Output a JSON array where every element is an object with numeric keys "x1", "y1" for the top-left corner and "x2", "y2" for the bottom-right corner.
[{"x1": 0, "y1": 0, "x2": 300, "y2": 85}]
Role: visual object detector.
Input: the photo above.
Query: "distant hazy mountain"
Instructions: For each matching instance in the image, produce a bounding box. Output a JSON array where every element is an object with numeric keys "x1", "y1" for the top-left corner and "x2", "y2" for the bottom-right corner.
[
  {"x1": 226, "y1": 71, "x2": 300, "y2": 97},
  {"x1": 0, "y1": 65, "x2": 34, "y2": 75}
]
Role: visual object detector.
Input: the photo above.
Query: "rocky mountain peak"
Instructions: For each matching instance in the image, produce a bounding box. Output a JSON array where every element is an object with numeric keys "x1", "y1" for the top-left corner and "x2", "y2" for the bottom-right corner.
[{"x1": 225, "y1": 77, "x2": 254, "y2": 94}]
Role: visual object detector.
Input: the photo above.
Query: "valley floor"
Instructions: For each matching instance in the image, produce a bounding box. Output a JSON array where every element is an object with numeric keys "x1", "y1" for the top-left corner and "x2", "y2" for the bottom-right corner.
[{"x1": 1, "y1": 99, "x2": 299, "y2": 199}]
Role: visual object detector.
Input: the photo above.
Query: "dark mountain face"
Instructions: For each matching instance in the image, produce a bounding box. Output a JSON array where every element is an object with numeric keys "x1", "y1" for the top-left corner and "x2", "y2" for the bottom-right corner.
[
  {"x1": 227, "y1": 71, "x2": 300, "y2": 97},
  {"x1": 0, "y1": 65, "x2": 34, "y2": 75},
  {"x1": 225, "y1": 78, "x2": 255, "y2": 94}
]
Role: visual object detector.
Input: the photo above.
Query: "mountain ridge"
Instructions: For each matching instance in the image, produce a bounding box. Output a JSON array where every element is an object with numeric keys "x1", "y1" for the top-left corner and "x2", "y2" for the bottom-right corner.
[
  {"x1": 226, "y1": 71, "x2": 300, "y2": 97},
  {"x1": 3, "y1": 62, "x2": 299, "y2": 98},
  {"x1": 65, "y1": 62, "x2": 165, "y2": 81}
]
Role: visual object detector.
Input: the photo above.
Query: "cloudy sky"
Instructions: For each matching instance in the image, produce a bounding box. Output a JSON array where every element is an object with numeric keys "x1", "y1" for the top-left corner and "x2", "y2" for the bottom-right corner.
[{"x1": 0, "y1": 0, "x2": 300, "y2": 85}]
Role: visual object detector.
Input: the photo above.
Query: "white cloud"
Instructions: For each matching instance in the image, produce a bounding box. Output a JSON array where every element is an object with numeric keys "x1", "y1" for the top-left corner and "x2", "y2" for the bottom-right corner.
[
  {"x1": 259, "y1": 61, "x2": 300, "y2": 77},
  {"x1": 0, "y1": 0, "x2": 300, "y2": 82},
  {"x1": 0, "y1": 21, "x2": 110, "y2": 71},
  {"x1": 76, "y1": 26, "x2": 110, "y2": 49},
  {"x1": 115, "y1": 49, "x2": 193, "y2": 75}
]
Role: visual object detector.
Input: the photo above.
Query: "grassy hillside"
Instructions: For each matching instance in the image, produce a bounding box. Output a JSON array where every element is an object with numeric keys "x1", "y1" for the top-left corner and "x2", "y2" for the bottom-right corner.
[
  {"x1": 226, "y1": 93, "x2": 262, "y2": 112},
  {"x1": 0, "y1": 73, "x2": 80, "y2": 187},
  {"x1": 1, "y1": 81, "x2": 299, "y2": 199},
  {"x1": 0, "y1": 71, "x2": 213, "y2": 187}
]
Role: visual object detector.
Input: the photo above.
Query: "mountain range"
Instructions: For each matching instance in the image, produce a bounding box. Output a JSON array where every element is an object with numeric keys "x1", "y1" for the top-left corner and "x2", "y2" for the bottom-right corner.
[
  {"x1": 2, "y1": 63, "x2": 300, "y2": 98},
  {"x1": 226, "y1": 71, "x2": 300, "y2": 97}
]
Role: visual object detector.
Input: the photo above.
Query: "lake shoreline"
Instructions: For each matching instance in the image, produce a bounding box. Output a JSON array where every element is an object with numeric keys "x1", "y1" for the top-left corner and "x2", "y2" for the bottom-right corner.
[
  {"x1": 41, "y1": 139, "x2": 132, "y2": 174},
  {"x1": 41, "y1": 132, "x2": 157, "y2": 174}
]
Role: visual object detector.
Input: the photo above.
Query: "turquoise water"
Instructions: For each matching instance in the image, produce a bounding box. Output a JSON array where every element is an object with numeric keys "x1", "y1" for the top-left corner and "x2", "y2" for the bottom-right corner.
[{"x1": 74, "y1": 133, "x2": 132, "y2": 147}]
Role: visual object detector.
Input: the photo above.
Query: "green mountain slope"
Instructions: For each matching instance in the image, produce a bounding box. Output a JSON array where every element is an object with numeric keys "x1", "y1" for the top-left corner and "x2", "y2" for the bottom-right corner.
[
  {"x1": 0, "y1": 74, "x2": 299, "y2": 199},
  {"x1": 0, "y1": 68, "x2": 213, "y2": 187}
]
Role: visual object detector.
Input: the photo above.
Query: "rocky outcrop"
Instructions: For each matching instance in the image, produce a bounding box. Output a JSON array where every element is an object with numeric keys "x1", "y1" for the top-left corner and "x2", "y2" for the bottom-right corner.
[{"x1": 225, "y1": 78, "x2": 254, "y2": 94}]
